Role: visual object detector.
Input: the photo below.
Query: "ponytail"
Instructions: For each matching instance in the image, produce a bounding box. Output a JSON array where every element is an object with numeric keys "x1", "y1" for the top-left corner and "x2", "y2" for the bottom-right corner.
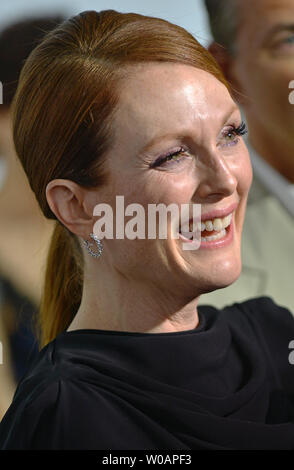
[{"x1": 38, "y1": 222, "x2": 83, "y2": 348}]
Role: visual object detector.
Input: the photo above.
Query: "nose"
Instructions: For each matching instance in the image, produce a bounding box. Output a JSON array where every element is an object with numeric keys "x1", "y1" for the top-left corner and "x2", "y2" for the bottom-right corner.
[{"x1": 195, "y1": 150, "x2": 237, "y2": 202}]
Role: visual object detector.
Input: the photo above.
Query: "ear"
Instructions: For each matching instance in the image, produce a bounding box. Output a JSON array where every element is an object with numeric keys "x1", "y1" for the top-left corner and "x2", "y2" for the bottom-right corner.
[
  {"x1": 208, "y1": 42, "x2": 248, "y2": 105},
  {"x1": 45, "y1": 179, "x2": 95, "y2": 239}
]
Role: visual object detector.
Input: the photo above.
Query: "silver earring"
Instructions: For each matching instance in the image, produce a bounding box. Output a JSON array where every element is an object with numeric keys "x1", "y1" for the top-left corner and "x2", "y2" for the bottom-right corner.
[{"x1": 83, "y1": 233, "x2": 103, "y2": 258}]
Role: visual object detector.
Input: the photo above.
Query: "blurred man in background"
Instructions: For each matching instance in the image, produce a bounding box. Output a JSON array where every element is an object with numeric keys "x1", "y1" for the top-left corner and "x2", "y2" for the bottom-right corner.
[
  {"x1": 0, "y1": 15, "x2": 65, "y2": 419},
  {"x1": 202, "y1": 0, "x2": 294, "y2": 311}
]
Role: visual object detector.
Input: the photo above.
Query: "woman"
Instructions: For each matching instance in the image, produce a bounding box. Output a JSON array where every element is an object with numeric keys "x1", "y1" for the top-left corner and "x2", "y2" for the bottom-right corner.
[{"x1": 0, "y1": 10, "x2": 293, "y2": 450}]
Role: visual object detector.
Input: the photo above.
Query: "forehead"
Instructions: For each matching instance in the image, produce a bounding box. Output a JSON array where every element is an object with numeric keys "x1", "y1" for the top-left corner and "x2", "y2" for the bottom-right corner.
[
  {"x1": 239, "y1": 0, "x2": 294, "y2": 38},
  {"x1": 240, "y1": 0, "x2": 294, "y2": 19},
  {"x1": 112, "y1": 63, "x2": 232, "y2": 146}
]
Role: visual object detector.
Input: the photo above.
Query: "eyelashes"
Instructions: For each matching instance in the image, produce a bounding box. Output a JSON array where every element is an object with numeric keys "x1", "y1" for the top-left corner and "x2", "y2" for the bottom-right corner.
[
  {"x1": 227, "y1": 121, "x2": 247, "y2": 137},
  {"x1": 149, "y1": 121, "x2": 248, "y2": 169},
  {"x1": 149, "y1": 146, "x2": 187, "y2": 169},
  {"x1": 224, "y1": 121, "x2": 247, "y2": 140}
]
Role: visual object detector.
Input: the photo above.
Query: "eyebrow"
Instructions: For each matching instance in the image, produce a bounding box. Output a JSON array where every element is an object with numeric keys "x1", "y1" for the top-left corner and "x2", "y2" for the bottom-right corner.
[{"x1": 140, "y1": 103, "x2": 240, "y2": 154}]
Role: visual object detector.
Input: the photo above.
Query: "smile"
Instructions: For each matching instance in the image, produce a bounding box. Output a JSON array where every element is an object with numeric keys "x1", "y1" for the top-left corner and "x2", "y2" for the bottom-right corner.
[
  {"x1": 179, "y1": 203, "x2": 237, "y2": 249},
  {"x1": 180, "y1": 212, "x2": 232, "y2": 240}
]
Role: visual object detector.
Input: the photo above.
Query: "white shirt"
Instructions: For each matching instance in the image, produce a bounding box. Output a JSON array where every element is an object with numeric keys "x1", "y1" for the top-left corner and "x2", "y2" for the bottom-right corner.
[
  {"x1": 0, "y1": 156, "x2": 7, "y2": 191},
  {"x1": 246, "y1": 139, "x2": 294, "y2": 219}
]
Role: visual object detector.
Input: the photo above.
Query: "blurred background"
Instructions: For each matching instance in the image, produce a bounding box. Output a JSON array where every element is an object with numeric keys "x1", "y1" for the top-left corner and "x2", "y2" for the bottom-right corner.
[
  {"x1": 0, "y1": 0, "x2": 211, "y2": 43},
  {"x1": 0, "y1": 0, "x2": 211, "y2": 420}
]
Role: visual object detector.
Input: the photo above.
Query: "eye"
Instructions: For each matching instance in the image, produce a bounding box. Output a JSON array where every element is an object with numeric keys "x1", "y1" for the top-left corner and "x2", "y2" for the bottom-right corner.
[
  {"x1": 149, "y1": 146, "x2": 189, "y2": 169},
  {"x1": 283, "y1": 34, "x2": 294, "y2": 44},
  {"x1": 220, "y1": 121, "x2": 247, "y2": 147},
  {"x1": 271, "y1": 33, "x2": 294, "y2": 53}
]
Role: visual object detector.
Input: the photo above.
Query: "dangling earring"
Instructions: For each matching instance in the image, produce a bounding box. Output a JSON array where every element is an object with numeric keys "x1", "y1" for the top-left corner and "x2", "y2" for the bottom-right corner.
[{"x1": 82, "y1": 233, "x2": 103, "y2": 258}]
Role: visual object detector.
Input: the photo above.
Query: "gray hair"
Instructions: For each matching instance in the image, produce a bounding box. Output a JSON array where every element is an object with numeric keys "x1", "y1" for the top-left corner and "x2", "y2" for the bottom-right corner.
[{"x1": 204, "y1": 0, "x2": 239, "y2": 55}]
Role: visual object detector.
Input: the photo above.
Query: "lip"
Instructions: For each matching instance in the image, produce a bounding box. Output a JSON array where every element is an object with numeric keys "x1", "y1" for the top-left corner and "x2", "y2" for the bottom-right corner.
[{"x1": 200, "y1": 202, "x2": 238, "y2": 222}]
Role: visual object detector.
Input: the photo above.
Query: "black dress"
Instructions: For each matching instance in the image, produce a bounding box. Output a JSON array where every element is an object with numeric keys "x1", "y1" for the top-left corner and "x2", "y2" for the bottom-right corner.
[
  {"x1": 0, "y1": 296, "x2": 294, "y2": 450},
  {"x1": 0, "y1": 276, "x2": 38, "y2": 381}
]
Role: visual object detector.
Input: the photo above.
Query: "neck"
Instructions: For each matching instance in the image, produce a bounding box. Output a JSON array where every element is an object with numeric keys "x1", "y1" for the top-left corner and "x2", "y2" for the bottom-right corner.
[
  {"x1": 68, "y1": 261, "x2": 200, "y2": 334},
  {"x1": 247, "y1": 120, "x2": 294, "y2": 183}
]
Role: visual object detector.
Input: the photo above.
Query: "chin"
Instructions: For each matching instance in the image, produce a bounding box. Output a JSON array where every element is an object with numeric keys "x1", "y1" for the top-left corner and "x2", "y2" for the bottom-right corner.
[{"x1": 199, "y1": 258, "x2": 242, "y2": 294}]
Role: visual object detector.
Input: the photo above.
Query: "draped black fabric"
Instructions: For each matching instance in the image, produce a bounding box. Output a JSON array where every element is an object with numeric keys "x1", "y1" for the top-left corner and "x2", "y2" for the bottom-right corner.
[{"x1": 1, "y1": 296, "x2": 294, "y2": 450}]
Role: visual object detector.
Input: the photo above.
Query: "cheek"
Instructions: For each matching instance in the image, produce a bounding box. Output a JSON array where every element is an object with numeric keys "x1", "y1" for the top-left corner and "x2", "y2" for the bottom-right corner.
[
  {"x1": 152, "y1": 172, "x2": 196, "y2": 205},
  {"x1": 241, "y1": 66, "x2": 273, "y2": 111},
  {"x1": 258, "y1": 66, "x2": 294, "y2": 111},
  {"x1": 266, "y1": 64, "x2": 294, "y2": 133},
  {"x1": 121, "y1": 170, "x2": 197, "y2": 208},
  {"x1": 234, "y1": 147, "x2": 253, "y2": 197},
  {"x1": 239, "y1": 58, "x2": 294, "y2": 117}
]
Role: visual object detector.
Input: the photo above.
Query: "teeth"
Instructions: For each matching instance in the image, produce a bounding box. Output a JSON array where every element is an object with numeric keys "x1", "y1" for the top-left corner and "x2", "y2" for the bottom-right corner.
[
  {"x1": 202, "y1": 213, "x2": 232, "y2": 232},
  {"x1": 205, "y1": 220, "x2": 214, "y2": 231},
  {"x1": 201, "y1": 228, "x2": 226, "y2": 242},
  {"x1": 212, "y1": 218, "x2": 223, "y2": 231},
  {"x1": 179, "y1": 212, "x2": 233, "y2": 240}
]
